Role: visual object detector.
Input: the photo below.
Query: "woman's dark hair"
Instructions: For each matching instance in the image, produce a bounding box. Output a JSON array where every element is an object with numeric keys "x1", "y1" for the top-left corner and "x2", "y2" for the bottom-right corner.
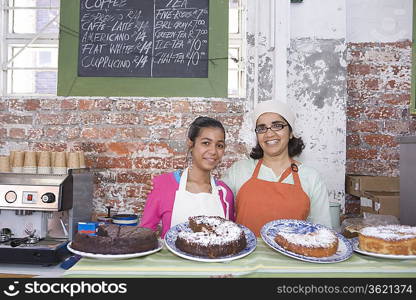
[
  {"x1": 187, "y1": 116, "x2": 225, "y2": 143},
  {"x1": 249, "y1": 123, "x2": 305, "y2": 159}
]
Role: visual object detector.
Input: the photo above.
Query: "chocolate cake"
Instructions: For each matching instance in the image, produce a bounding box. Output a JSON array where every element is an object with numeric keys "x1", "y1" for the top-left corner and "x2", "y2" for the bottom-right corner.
[
  {"x1": 342, "y1": 224, "x2": 365, "y2": 239},
  {"x1": 175, "y1": 216, "x2": 247, "y2": 258},
  {"x1": 71, "y1": 223, "x2": 158, "y2": 254}
]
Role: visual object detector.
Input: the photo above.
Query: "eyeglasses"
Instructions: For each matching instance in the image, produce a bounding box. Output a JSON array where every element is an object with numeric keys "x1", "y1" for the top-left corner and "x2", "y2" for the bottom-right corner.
[{"x1": 255, "y1": 123, "x2": 289, "y2": 134}]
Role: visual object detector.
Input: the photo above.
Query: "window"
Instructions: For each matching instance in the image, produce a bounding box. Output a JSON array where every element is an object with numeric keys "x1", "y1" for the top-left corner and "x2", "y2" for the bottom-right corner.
[
  {"x1": 1, "y1": 0, "x2": 246, "y2": 97},
  {"x1": 228, "y1": 0, "x2": 246, "y2": 98},
  {"x1": 1, "y1": 0, "x2": 60, "y2": 96}
]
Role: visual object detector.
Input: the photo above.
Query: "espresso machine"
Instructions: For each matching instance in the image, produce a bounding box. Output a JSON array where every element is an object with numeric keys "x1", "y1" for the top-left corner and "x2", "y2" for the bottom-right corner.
[{"x1": 0, "y1": 169, "x2": 93, "y2": 264}]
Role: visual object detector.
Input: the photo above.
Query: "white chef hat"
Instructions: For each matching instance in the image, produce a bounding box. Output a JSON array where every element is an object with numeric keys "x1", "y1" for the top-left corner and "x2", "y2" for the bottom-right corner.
[{"x1": 253, "y1": 100, "x2": 295, "y2": 129}]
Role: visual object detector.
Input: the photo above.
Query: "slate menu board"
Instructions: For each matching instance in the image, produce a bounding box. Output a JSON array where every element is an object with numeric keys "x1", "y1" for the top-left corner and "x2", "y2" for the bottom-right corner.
[{"x1": 78, "y1": 0, "x2": 209, "y2": 78}]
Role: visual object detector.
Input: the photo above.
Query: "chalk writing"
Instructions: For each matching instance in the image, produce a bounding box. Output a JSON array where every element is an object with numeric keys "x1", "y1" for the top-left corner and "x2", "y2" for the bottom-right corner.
[{"x1": 78, "y1": 0, "x2": 208, "y2": 77}]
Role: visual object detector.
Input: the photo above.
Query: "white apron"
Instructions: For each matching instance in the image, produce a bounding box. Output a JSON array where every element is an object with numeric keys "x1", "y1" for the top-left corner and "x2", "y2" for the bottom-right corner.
[{"x1": 170, "y1": 167, "x2": 229, "y2": 227}]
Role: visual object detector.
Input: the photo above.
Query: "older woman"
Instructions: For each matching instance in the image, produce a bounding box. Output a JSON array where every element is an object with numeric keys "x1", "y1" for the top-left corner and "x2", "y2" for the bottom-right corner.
[{"x1": 222, "y1": 100, "x2": 331, "y2": 236}]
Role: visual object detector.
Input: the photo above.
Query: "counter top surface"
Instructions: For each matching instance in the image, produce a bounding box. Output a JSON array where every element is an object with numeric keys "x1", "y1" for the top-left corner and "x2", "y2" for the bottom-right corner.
[
  {"x1": 63, "y1": 239, "x2": 416, "y2": 278},
  {"x1": 2, "y1": 239, "x2": 414, "y2": 278},
  {"x1": 0, "y1": 263, "x2": 65, "y2": 278}
]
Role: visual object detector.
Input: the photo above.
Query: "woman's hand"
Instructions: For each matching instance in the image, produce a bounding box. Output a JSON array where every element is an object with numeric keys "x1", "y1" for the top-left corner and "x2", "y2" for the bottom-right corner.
[{"x1": 142, "y1": 175, "x2": 154, "y2": 197}]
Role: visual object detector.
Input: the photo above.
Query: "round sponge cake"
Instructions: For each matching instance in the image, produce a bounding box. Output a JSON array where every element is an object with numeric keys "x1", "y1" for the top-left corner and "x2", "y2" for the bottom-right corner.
[
  {"x1": 71, "y1": 223, "x2": 158, "y2": 254},
  {"x1": 358, "y1": 225, "x2": 416, "y2": 255},
  {"x1": 274, "y1": 226, "x2": 339, "y2": 257},
  {"x1": 175, "y1": 216, "x2": 247, "y2": 258}
]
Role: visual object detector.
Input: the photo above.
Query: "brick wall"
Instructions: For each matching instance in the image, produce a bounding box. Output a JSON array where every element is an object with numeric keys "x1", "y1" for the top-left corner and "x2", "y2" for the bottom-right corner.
[
  {"x1": 345, "y1": 40, "x2": 416, "y2": 213},
  {"x1": 2, "y1": 42, "x2": 415, "y2": 217},
  {"x1": 0, "y1": 98, "x2": 247, "y2": 217}
]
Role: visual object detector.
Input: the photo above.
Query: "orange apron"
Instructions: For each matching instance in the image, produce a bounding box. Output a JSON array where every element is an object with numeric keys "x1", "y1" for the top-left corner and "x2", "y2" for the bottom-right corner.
[{"x1": 236, "y1": 160, "x2": 310, "y2": 236}]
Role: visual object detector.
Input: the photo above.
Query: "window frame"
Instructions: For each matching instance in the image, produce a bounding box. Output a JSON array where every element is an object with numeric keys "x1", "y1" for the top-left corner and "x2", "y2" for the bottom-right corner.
[
  {"x1": 1, "y1": 0, "x2": 246, "y2": 98},
  {"x1": 228, "y1": 0, "x2": 246, "y2": 98},
  {"x1": 57, "y1": 0, "x2": 229, "y2": 97},
  {"x1": 1, "y1": 0, "x2": 60, "y2": 96}
]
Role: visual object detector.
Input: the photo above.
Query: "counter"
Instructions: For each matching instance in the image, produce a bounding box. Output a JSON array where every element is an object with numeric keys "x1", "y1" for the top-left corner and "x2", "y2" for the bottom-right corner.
[
  {"x1": 63, "y1": 239, "x2": 416, "y2": 278},
  {"x1": 0, "y1": 263, "x2": 65, "y2": 278}
]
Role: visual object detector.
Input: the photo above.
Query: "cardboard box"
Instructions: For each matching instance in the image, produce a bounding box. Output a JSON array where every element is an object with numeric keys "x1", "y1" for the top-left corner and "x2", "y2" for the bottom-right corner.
[
  {"x1": 77, "y1": 222, "x2": 99, "y2": 236},
  {"x1": 346, "y1": 175, "x2": 399, "y2": 197},
  {"x1": 360, "y1": 191, "x2": 400, "y2": 218}
]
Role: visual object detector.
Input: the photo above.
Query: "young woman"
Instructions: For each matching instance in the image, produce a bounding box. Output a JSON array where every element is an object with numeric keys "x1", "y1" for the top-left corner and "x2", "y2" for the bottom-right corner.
[
  {"x1": 139, "y1": 116, "x2": 234, "y2": 238},
  {"x1": 222, "y1": 100, "x2": 331, "y2": 236}
]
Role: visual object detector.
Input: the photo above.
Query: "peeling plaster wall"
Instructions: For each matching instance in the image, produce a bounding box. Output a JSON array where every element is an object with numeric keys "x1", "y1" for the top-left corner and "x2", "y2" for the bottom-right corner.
[
  {"x1": 347, "y1": 0, "x2": 412, "y2": 42},
  {"x1": 289, "y1": 0, "x2": 347, "y2": 205},
  {"x1": 291, "y1": 0, "x2": 346, "y2": 40},
  {"x1": 243, "y1": 0, "x2": 347, "y2": 206},
  {"x1": 245, "y1": 1, "x2": 275, "y2": 104},
  {"x1": 240, "y1": 1, "x2": 277, "y2": 151},
  {"x1": 288, "y1": 39, "x2": 347, "y2": 204}
]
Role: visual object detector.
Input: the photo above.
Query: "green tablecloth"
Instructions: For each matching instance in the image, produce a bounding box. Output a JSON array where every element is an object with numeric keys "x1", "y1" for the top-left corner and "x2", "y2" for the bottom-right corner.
[{"x1": 63, "y1": 239, "x2": 416, "y2": 278}]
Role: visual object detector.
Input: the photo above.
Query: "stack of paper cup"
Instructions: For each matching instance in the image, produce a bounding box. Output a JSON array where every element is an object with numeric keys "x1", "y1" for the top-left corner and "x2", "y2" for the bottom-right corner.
[
  {"x1": 35, "y1": 152, "x2": 40, "y2": 163},
  {"x1": 65, "y1": 152, "x2": 70, "y2": 165},
  {"x1": 23, "y1": 151, "x2": 37, "y2": 174},
  {"x1": 0, "y1": 156, "x2": 11, "y2": 173},
  {"x1": 78, "y1": 151, "x2": 86, "y2": 168},
  {"x1": 37, "y1": 151, "x2": 51, "y2": 174},
  {"x1": 67, "y1": 152, "x2": 80, "y2": 171},
  {"x1": 53, "y1": 151, "x2": 67, "y2": 174},
  {"x1": 10, "y1": 151, "x2": 16, "y2": 166},
  {"x1": 51, "y1": 152, "x2": 57, "y2": 167},
  {"x1": 7, "y1": 150, "x2": 85, "y2": 174},
  {"x1": 11, "y1": 151, "x2": 24, "y2": 173}
]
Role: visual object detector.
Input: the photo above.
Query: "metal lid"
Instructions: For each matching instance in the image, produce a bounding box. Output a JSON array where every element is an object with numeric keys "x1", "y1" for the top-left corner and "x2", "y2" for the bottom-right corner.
[{"x1": 112, "y1": 214, "x2": 138, "y2": 225}]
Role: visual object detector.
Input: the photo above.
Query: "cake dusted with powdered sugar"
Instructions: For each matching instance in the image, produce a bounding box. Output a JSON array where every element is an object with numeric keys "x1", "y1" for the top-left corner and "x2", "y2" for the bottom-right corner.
[
  {"x1": 274, "y1": 226, "x2": 339, "y2": 257},
  {"x1": 175, "y1": 216, "x2": 247, "y2": 258},
  {"x1": 358, "y1": 225, "x2": 416, "y2": 255}
]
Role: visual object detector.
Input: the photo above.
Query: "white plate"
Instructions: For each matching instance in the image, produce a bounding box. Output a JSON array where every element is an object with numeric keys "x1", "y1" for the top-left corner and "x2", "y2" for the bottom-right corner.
[
  {"x1": 164, "y1": 222, "x2": 256, "y2": 262},
  {"x1": 261, "y1": 219, "x2": 353, "y2": 263},
  {"x1": 351, "y1": 238, "x2": 416, "y2": 260},
  {"x1": 67, "y1": 239, "x2": 163, "y2": 260}
]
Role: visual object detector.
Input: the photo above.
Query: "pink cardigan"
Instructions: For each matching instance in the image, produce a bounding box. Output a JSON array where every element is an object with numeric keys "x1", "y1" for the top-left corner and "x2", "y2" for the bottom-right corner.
[{"x1": 140, "y1": 171, "x2": 235, "y2": 238}]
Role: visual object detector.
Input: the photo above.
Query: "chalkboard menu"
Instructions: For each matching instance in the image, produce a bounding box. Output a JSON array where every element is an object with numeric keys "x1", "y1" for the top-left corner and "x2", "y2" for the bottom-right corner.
[
  {"x1": 58, "y1": 0, "x2": 227, "y2": 97},
  {"x1": 78, "y1": 0, "x2": 209, "y2": 78}
]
